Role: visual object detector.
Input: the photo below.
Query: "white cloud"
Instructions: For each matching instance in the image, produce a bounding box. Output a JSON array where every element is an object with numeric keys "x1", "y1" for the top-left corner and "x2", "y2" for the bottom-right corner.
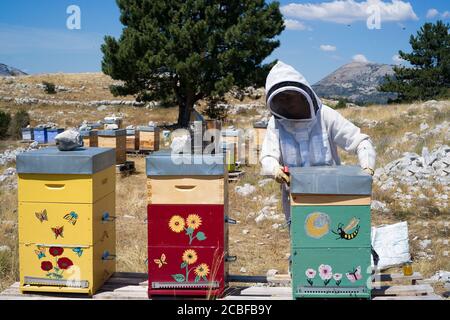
[
  {"x1": 281, "y1": 0, "x2": 419, "y2": 24},
  {"x1": 320, "y1": 44, "x2": 337, "y2": 52},
  {"x1": 426, "y1": 8, "x2": 439, "y2": 19},
  {"x1": 352, "y1": 54, "x2": 369, "y2": 63},
  {"x1": 392, "y1": 54, "x2": 406, "y2": 65},
  {"x1": 284, "y1": 19, "x2": 310, "y2": 31},
  {"x1": 442, "y1": 11, "x2": 450, "y2": 19}
]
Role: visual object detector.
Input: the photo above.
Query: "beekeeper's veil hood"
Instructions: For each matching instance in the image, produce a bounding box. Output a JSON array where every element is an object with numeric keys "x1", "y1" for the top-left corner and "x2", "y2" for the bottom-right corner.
[{"x1": 265, "y1": 61, "x2": 322, "y2": 122}]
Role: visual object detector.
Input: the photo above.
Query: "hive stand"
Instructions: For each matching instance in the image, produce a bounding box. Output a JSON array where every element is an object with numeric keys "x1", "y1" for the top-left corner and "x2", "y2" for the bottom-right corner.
[{"x1": 0, "y1": 271, "x2": 444, "y2": 300}]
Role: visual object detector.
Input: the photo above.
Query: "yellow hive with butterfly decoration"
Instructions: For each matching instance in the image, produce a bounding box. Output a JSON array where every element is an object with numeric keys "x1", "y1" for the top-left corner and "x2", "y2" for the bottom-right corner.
[{"x1": 16, "y1": 147, "x2": 117, "y2": 295}]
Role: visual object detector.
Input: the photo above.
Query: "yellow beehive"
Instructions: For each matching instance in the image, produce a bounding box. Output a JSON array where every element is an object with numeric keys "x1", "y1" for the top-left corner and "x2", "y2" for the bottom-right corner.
[
  {"x1": 80, "y1": 130, "x2": 98, "y2": 148},
  {"x1": 16, "y1": 147, "x2": 117, "y2": 296},
  {"x1": 126, "y1": 129, "x2": 139, "y2": 152},
  {"x1": 253, "y1": 121, "x2": 268, "y2": 151},
  {"x1": 138, "y1": 126, "x2": 160, "y2": 152},
  {"x1": 97, "y1": 129, "x2": 127, "y2": 164}
]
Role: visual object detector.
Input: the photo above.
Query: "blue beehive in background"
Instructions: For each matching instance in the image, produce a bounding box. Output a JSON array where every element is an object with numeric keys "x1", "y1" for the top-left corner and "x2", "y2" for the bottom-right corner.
[
  {"x1": 47, "y1": 128, "x2": 64, "y2": 144},
  {"x1": 33, "y1": 128, "x2": 48, "y2": 144},
  {"x1": 21, "y1": 128, "x2": 34, "y2": 141}
]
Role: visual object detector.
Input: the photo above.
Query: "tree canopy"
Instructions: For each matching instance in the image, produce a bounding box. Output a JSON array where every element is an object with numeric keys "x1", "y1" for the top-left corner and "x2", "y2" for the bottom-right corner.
[{"x1": 102, "y1": 0, "x2": 285, "y2": 126}]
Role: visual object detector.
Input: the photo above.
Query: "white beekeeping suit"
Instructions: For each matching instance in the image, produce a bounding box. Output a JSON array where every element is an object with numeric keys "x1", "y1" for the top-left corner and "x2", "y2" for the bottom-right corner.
[{"x1": 260, "y1": 61, "x2": 376, "y2": 225}]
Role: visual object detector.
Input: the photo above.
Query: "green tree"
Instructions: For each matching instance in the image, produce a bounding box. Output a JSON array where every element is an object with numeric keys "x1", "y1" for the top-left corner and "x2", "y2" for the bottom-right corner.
[
  {"x1": 8, "y1": 110, "x2": 31, "y2": 139},
  {"x1": 102, "y1": 0, "x2": 284, "y2": 127},
  {"x1": 380, "y1": 21, "x2": 450, "y2": 102},
  {"x1": 0, "y1": 111, "x2": 11, "y2": 139}
]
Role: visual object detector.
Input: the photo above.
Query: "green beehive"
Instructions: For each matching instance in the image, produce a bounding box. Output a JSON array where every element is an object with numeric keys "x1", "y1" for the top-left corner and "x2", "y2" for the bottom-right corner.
[{"x1": 290, "y1": 166, "x2": 373, "y2": 299}]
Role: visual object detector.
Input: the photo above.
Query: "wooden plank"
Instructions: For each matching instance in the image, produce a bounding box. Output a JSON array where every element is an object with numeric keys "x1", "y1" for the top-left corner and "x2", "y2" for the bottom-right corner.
[
  {"x1": 221, "y1": 296, "x2": 292, "y2": 300},
  {"x1": 372, "y1": 284, "x2": 434, "y2": 297},
  {"x1": 292, "y1": 195, "x2": 371, "y2": 206},
  {"x1": 375, "y1": 272, "x2": 423, "y2": 283},
  {"x1": 240, "y1": 287, "x2": 291, "y2": 297},
  {"x1": 93, "y1": 291, "x2": 148, "y2": 300},
  {"x1": 373, "y1": 294, "x2": 443, "y2": 300},
  {"x1": 267, "y1": 274, "x2": 291, "y2": 285},
  {"x1": 148, "y1": 176, "x2": 225, "y2": 205}
]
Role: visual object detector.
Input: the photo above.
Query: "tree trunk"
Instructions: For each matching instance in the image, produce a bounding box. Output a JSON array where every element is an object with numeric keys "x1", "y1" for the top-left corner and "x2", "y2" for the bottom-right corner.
[{"x1": 177, "y1": 93, "x2": 195, "y2": 128}]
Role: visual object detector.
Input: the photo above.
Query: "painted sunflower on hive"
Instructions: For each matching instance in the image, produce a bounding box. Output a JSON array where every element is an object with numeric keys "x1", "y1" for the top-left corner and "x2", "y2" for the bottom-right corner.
[
  {"x1": 169, "y1": 215, "x2": 185, "y2": 233},
  {"x1": 194, "y1": 263, "x2": 210, "y2": 278},
  {"x1": 186, "y1": 214, "x2": 202, "y2": 230},
  {"x1": 182, "y1": 249, "x2": 198, "y2": 265}
]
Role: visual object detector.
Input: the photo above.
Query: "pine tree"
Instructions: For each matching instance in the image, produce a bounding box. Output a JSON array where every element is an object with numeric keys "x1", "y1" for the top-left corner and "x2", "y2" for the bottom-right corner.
[
  {"x1": 102, "y1": 0, "x2": 284, "y2": 127},
  {"x1": 380, "y1": 20, "x2": 450, "y2": 102}
]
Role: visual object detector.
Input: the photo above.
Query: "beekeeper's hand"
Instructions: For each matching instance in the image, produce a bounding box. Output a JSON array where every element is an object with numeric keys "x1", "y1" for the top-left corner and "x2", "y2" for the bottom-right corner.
[
  {"x1": 273, "y1": 166, "x2": 290, "y2": 184},
  {"x1": 362, "y1": 167, "x2": 375, "y2": 176}
]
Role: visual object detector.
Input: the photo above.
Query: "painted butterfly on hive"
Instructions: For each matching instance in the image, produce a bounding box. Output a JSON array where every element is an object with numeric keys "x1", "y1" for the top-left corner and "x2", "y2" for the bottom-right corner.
[
  {"x1": 51, "y1": 226, "x2": 64, "y2": 239},
  {"x1": 154, "y1": 254, "x2": 167, "y2": 269},
  {"x1": 72, "y1": 247, "x2": 84, "y2": 257},
  {"x1": 64, "y1": 211, "x2": 78, "y2": 225},
  {"x1": 35, "y1": 209, "x2": 48, "y2": 223},
  {"x1": 346, "y1": 266, "x2": 362, "y2": 283},
  {"x1": 34, "y1": 246, "x2": 46, "y2": 259}
]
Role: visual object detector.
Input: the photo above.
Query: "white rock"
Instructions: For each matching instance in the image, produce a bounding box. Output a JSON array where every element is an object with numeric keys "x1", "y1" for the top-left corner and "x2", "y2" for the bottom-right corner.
[
  {"x1": 419, "y1": 239, "x2": 432, "y2": 249},
  {"x1": 0, "y1": 245, "x2": 11, "y2": 252},
  {"x1": 235, "y1": 183, "x2": 256, "y2": 197},
  {"x1": 240, "y1": 267, "x2": 247, "y2": 273},
  {"x1": 428, "y1": 270, "x2": 450, "y2": 283},
  {"x1": 242, "y1": 229, "x2": 250, "y2": 235},
  {"x1": 371, "y1": 200, "x2": 389, "y2": 213},
  {"x1": 258, "y1": 179, "x2": 272, "y2": 187},
  {"x1": 55, "y1": 130, "x2": 83, "y2": 151}
]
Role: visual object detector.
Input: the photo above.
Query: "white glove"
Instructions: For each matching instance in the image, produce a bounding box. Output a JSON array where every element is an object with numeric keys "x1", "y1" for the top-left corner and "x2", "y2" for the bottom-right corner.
[{"x1": 273, "y1": 166, "x2": 290, "y2": 184}]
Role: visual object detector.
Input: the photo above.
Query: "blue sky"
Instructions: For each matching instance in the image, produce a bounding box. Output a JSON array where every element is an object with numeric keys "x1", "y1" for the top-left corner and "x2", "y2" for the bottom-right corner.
[{"x1": 0, "y1": 0, "x2": 448, "y2": 83}]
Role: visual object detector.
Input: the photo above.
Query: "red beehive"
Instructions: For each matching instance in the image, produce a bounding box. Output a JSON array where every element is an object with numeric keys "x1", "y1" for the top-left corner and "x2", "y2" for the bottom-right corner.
[{"x1": 146, "y1": 152, "x2": 232, "y2": 298}]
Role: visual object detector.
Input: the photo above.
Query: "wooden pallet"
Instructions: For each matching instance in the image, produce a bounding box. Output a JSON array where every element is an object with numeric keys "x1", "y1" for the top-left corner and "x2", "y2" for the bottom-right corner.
[{"x1": 1, "y1": 272, "x2": 444, "y2": 300}]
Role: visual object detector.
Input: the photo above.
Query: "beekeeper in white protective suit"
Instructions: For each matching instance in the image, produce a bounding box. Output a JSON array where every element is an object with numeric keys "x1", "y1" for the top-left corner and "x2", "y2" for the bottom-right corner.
[{"x1": 260, "y1": 61, "x2": 376, "y2": 226}]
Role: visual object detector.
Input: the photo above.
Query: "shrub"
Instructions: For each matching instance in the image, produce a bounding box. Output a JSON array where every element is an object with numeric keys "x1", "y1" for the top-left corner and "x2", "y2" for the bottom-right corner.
[
  {"x1": 0, "y1": 111, "x2": 11, "y2": 139},
  {"x1": 8, "y1": 110, "x2": 31, "y2": 139},
  {"x1": 42, "y1": 81, "x2": 56, "y2": 94}
]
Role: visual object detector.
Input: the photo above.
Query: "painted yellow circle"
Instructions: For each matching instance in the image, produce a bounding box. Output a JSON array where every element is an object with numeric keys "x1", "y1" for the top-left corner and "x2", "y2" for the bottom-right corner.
[{"x1": 304, "y1": 212, "x2": 330, "y2": 239}]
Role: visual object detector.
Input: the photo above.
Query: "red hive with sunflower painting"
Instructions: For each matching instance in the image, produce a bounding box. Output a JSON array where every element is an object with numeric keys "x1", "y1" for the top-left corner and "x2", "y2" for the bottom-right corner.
[{"x1": 146, "y1": 152, "x2": 232, "y2": 298}]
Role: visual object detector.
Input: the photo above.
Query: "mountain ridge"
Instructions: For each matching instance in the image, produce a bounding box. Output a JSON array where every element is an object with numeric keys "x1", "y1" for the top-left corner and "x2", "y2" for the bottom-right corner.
[{"x1": 312, "y1": 61, "x2": 397, "y2": 104}]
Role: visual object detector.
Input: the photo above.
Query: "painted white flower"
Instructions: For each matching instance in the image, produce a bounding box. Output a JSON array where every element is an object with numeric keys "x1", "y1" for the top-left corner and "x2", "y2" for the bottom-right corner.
[
  {"x1": 318, "y1": 264, "x2": 333, "y2": 280},
  {"x1": 333, "y1": 273, "x2": 342, "y2": 281},
  {"x1": 305, "y1": 268, "x2": 316, "y2": 279}
]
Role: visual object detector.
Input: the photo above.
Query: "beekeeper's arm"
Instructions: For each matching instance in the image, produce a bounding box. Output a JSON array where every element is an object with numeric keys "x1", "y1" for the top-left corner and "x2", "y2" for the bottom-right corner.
[
  {"x1": 324, "y1": 106, "x2": 376, "y2": 174},
  {"x1": 259, "y1": 117, "x2": 290, "y2": 183}
]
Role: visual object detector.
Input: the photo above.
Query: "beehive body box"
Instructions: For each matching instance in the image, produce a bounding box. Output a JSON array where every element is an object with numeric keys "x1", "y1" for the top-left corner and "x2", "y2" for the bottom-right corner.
[
  {"x1": 146, "y1": 151, "x2": 226, "y2": 205},
  {"x1": 126, "y1": 129, "x2": 139, "y2": 152},
  {"x1": 80, "y1": 130, "x2": 98, "y2": 148},
  {"x1": 139, "y1": 126, "x2": 160, "y2": 152},
  {"x1": 289, "y1": 166, "x2": 372, "y2": 299},
  {"x1": 146, "y1": 151, "x2": 228, "y2": 297},
  {"x1": 16, "y1": 147, "x2": 116, "y2": 295},
  {"x1": 97, "y1": 129, "x2": 127, "y2": 164},
  {"x1": 253, "y1": 122, "x2": 267, "y2": 150}
]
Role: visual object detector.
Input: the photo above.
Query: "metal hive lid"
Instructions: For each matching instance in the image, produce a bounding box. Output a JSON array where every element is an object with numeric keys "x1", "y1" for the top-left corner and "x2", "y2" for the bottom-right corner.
[
  {"x1": 290, "y1": 165, "x2": 372, "y2": 195},
  {"x1": 16, "y1": 147, "x2": 116, "y2": 175},
  {"x1": 146, "y1": 150, "x2": 225, "y2": 176}
]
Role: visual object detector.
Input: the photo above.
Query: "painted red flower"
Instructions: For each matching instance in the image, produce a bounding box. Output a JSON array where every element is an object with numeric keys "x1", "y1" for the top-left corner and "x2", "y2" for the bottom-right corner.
[
  {"x1": 49, "y1": 247, "x2": 64, "y2": 257},
  {"x1": 57, "y1": 257, "x2": 73, "y2": 270},
  {"x1": 41, "y1": 261, "x2": 53, "y2": 271}
]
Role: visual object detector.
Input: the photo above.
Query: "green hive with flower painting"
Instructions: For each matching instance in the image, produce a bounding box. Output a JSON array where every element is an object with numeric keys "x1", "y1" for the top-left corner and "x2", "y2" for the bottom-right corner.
[{"x1": 289, "y1": 166, "x2": 373, "y2": 299}]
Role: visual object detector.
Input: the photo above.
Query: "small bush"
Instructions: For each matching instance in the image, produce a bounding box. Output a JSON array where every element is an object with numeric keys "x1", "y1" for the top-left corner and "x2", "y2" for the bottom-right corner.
[
  {"x1": 42, "y1": 81, "x2": 56, "y2": 94},
  {"x1": 0, "y1": 111, "x2": 12, "y2": 139},
  {"x1": 334, "y1": 99, "x2": 348, "y2": 109},
  {"x1": 8, "y1": 110, "x2": 31, "y2": 139}
]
